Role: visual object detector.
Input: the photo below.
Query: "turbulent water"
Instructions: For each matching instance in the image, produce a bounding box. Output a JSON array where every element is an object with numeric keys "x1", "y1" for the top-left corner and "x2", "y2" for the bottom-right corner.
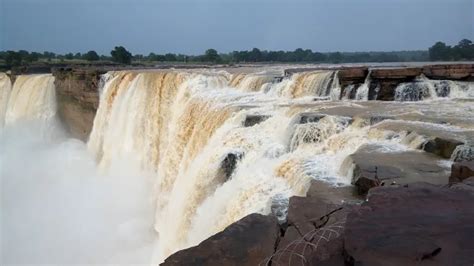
[
  {"x1": 1, "y1": 69, "x2": 474, "y2": 265},
  {"x1": 395, "y1": 74, "x2": 474, "y2": 101}
]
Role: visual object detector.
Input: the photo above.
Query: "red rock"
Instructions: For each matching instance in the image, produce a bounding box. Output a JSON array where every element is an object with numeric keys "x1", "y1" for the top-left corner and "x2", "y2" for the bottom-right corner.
[
  {"x1": 344, "y1": 183, "x2": 474, "y2": 266},
  {"x1": 161, "y1": 214, "x2": 279, "y2": 266}
]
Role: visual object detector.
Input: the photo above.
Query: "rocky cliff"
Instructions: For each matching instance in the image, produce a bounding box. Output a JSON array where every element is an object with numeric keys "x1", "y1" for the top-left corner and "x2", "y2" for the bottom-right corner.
[{"x1": 52, "y1": 67, "x2": 104, "y2": 140}]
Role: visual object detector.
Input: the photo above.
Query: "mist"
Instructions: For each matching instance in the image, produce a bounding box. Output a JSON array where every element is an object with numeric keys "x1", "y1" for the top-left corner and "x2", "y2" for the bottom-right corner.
[{"x1": 0, "y1": 121, "x2": 157, "y2": 265}]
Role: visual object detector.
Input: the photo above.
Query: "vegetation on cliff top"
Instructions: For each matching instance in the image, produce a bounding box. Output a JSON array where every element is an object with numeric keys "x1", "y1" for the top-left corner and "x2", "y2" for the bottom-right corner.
[{"x1": 1, "y1": 39, "x2": 472, "y2": 68}]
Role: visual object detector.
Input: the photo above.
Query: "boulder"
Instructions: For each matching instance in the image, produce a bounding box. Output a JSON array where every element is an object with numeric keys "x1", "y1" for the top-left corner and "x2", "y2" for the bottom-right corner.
[
  {"x1": 344, "y1": 183, "x2": 474, "y2": 266},
  {"x1": 161, "y1": 214, "x2": 279, "y2": 266},
  {"x1": 450, "y1": 145, "x2": 474, "y2": 162},
  {"x1": 243, "y1": 114, "x2": 270, "y2": 127},
  {"x1": 422, "y1": 137, "x2": 464, "y2": 159},
  {"x1": 449, "y1": 161, "x2": 474, "y2": 184},
  {"x1": 342, "y1": 144, "x2": 449, "y2": 195}
]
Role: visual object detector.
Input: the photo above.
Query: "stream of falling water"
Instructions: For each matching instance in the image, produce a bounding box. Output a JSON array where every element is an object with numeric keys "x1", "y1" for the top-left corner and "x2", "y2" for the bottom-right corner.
[
  {"x1": 0, "y1": 73, "x2": 12, "y2": 127},
  {"x1": 2, "y1": 69, "x2": 473, "y2": 265}
]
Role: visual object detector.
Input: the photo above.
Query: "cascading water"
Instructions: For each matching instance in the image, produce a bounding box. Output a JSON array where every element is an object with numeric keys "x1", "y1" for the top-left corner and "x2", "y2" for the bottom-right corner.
[
  {"x1": 0, "y1": 73, "x2": 12, "y2": 127},
  {"x1": 354, "y1": 70, "x2": 372, "y2": 100},
  {"x1": 395, "y1": 74, "x2": 474, "y2": 101},
  {"x1": 5, "y1": 74, "x2": 56, "y2": 126},
  {"x1": 229, "y1": 73, "x2": 275, "y2": 92},
  {"x1": 1, "y1": 73, "x2": 156, "y2": 265},
  {"x1": 268, "y1": 70, "x2": 340, "y2": 99}
]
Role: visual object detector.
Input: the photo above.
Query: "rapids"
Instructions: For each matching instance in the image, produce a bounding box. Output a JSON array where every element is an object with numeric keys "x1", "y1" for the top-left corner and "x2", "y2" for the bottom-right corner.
[{"x1": 1, "y1": 69, "x2": 473, "y2": 264}]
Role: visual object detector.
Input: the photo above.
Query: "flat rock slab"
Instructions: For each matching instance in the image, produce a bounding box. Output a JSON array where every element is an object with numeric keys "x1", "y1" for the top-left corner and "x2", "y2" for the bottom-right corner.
[
  {"x1": 161, "y1": 214, "x2": 279, "y2": 266},
  {"x1": 343, "y1": 144, "x2": 450, "y2": 194},
  {"x1": 344, "y1": 183, "x2": 474, "y2": 266}
]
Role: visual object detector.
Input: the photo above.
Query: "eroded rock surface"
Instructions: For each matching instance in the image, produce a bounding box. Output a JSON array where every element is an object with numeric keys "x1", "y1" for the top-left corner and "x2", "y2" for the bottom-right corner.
[
  {"x1": 53, "y1": 67, "x2": 104, "y2": 140},
  {"x1": 342, "y1": 144, "x2": 449, "y2": 194},
  {"x1": 344, "y1": 183, "x2": 474, "y2": 266}
]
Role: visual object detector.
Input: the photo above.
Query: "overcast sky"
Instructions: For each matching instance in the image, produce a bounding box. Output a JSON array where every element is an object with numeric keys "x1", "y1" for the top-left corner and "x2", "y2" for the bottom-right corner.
[{"x1": 1, "y1": 0, "x2": 473, "y2": 55}]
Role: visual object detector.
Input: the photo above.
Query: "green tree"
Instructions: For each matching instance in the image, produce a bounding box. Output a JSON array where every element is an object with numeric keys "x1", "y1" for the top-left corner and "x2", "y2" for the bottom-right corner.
[
  {"x1": 164, "y1": 53, "x2": 177, "y2": 61},
  {"x1": 110, "y1": 46, "x2": 132, "y2": 64},
  {"x1": 84, "y1": 50, "x2": 100, "y2": 61},
  {"x1": 65, "y1": 53, "x2": 74, "y2": 60},
  {"x1": 453, "y1": 39, "x2": 474, "y2": 60},
  {"x1": 429, "y1": 42, "x2": 452, "y2": 61},
  {"x1": 204, "y1": 49, "x2": 220, "y2": 63},
  {"x1": 5, "y1": 51, "x2": 23, "y2": 66}
]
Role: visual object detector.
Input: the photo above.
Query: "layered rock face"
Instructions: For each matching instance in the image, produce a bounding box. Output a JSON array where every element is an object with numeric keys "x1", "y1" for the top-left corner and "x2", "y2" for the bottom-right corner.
[
  {"x1": 286, "y1": 64, "x2": 474, "y2": 100},
  {"x1": 52, "y1": 68, "x2": 104, "y2": 140}
]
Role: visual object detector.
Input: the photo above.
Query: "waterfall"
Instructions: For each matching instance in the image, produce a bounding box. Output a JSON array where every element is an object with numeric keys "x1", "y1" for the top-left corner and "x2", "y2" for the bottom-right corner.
[
  {"x1": 229, "y1": 73, "x2": 274, "y2": 92},
  {"x1": 4, "y1": 74, "x2": 57, "y2": 126},
  {"x1": 395, "y1": 74, "x2": 474, "y2": 101},
  {"x1": 354, "y1": 71, "x2": 372, "y2": 100},
  {"x1": 269, "y1": 70, "x2": 337, "y2": 98},
  {"x1": 87, "y1": 71, "x2": 189, "y2": 171},
  {"x1": 0, "y1": 73, "x2": 12, "y2": 127},
  {"x1": 87, "y1": 69, "x2": 382, "y2": 261},
  {"x1": 6, "y1": 68, "x2": 472, "y2": 264}
]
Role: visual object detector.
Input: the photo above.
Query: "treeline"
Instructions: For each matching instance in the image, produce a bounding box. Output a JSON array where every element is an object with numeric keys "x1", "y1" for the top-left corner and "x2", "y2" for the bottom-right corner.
[
  {"x1": 0, "y1": 50, "x2": 105, "y2": 66},
  {"x1": 1, "y1": 39, "x2": 472, "y2": 67},
  {"x1": 428, "y1": 39, "x2": 474, "y2": 61}
]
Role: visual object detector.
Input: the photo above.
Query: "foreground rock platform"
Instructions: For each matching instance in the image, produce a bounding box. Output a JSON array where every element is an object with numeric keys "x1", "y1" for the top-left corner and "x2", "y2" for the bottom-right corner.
[
  {"x1": 162, "y1": 181, "x2": 474, "y2": 266},
  {"x1": 344, "y1": 183, "x2": 474, "y2": 266}
]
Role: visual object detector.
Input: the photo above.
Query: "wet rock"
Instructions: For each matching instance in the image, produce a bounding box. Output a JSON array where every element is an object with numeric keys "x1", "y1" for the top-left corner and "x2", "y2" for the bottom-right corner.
[
  {"x1": 243, "y1": 114, "x2": 270, "y2": 127},
  {"x1": 270, "y1": 195, "x2": 289, "y2": 224},
  {"x1": 451, "y1": 144, "x2": 474, "y2": 162},
  {"x1": 422, "y1": 137, "x2": 464, "y2": 159},
  {"x1": 342, "y1": 144, "x2": 449, "y2": 195},
  {"x1": 219, "y1": 152, "x2": 244, "y2": 181},
  {"x1": 306, "y1": 179, "x2": 363, "y2": 205},
  {"x1": 344, "y1": 183, "x2": 474, "y2": 266},
  {"x1": 449, "y1": 161, "x2": 474, "y2": 184},
  {"x1": 298, "y1": 112, "x2": 326, "y2": 124},
  {"x1": 161, "y1": 214, "x2": 279, "y2": 266}
]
